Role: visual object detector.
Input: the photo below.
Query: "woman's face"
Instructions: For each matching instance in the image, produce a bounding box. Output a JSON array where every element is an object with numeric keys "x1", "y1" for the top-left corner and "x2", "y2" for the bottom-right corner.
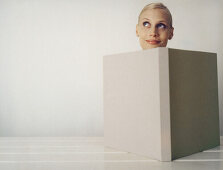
[{"x1": 136, "y1": 8, "x2": 174, "y2": 50}]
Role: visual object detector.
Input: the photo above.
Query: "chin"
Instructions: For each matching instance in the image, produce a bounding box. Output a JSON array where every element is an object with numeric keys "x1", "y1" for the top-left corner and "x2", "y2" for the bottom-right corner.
[
  {"x1": 141, "y1": 43, "x2": 162, "y2": 50},
  {"x1": 142, "y1": 43, "x2": 168, "y2": 50},
  {"x1": 142, "y1": 45, "x2": 159, "y2": 50}
]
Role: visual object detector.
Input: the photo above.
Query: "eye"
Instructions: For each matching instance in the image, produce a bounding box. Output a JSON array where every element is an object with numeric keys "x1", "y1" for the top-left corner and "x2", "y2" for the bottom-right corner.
[
  {"x1": 156, "y1": 23, "x2": 167, "y2": 29},
  {"x1": 143, "y1": 21, "x2": 150, "y2": 27}
]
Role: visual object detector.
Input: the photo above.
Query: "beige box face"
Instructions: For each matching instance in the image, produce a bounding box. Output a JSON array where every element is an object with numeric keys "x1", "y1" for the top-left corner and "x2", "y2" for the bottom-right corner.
[
  {"x1": 168, "y1": 49, "x2": 220, "y2": 159},
  {"x1": 103, "y1": 48, "x2": 220, "y2": 161},
  {"x1": 103, "y1": 48, "x2": 171, "y2": 161}
]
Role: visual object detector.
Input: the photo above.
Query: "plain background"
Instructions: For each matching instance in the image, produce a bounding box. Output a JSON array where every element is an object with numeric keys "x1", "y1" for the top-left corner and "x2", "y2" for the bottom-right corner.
[{"x1": 0, "y1": 0, "x2": 222, "y2": 136}]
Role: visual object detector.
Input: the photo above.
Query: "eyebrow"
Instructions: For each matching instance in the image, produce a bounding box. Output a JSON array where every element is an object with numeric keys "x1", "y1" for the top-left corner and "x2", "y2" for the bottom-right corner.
[
  {"x1": 142, "y1": 18, "x2": 150, "y2": 21},
  {"x1": 142, "y1": 18, "x2": 167, "y2": 24}
]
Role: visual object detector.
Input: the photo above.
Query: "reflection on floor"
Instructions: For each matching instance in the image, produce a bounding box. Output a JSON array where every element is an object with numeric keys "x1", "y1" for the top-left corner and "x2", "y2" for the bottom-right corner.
[{"x1": 0, "y1": 137, "x2": 222, "y2": 170}]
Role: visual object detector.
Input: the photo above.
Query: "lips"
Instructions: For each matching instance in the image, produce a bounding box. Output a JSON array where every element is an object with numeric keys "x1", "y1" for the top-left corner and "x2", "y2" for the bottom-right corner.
[{"x1": 146, "y1": 40, "x2": 161, "y2": 45}]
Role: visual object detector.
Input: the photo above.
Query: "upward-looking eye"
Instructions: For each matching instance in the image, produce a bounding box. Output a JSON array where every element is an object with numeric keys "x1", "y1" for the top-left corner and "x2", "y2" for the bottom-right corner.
[
  {"x1": 156, "y1": 23, "x2": 167, "y2": 29},
  {"x1": 143, "y1": 21, "x2": 151, "y2": 27}
]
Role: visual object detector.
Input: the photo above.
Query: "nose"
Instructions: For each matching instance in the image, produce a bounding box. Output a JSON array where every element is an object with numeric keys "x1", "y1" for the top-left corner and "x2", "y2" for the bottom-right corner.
[{"x1": 149, "y1": 26, "x2": 158, "y2": 37}]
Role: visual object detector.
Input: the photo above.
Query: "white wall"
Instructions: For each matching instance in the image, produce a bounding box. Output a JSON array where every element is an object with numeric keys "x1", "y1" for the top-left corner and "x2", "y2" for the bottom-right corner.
[{"x1": 0, "y1": 0, "x2": 222, "y2": 136}]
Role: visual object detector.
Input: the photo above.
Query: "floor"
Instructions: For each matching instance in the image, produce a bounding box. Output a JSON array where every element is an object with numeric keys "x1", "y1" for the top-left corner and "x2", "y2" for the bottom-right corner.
[{"x1": 0, "y1": 137, "x2": 222, "y2": 170}]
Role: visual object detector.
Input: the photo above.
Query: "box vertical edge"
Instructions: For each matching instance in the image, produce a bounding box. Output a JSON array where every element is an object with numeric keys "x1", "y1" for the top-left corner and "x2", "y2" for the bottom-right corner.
[{"x1": 158, "y1": 48, "x2": 172, "y2": 161}]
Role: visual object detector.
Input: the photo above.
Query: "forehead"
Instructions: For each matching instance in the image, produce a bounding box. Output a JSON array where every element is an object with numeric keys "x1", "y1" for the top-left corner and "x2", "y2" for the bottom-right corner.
[{"x1": 140, "y1": 8, "x2": 170, "y2": 24}]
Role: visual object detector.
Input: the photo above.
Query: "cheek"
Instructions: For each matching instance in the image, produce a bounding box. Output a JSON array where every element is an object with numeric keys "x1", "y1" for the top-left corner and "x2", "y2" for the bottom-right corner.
[
  {"x1": 138, "y1": 28, "x2": 147, "y2": 38},
  {"x1": 160, "y1": 32, "x2": 169, "y2": 42}
]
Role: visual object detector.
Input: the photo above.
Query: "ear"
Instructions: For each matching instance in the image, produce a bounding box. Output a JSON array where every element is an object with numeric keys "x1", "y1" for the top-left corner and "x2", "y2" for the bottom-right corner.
[
  {"x1": 168, "y1": 27, "x2": 174, "y2": 40},
  {"x1": 136, "y1": 24, "x2": 139, "y2": 37}
]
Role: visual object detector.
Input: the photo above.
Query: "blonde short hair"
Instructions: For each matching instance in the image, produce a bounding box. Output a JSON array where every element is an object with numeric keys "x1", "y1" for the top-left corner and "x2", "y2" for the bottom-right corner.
[{"x1": 138, "y1": 2, "x2": 173, "y2": 28}]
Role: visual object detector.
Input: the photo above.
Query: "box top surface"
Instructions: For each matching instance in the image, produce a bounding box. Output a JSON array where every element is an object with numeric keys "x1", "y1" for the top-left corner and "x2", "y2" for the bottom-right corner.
[{"x1": 104, "y1": 47, "x2": 217, "y2": 58}]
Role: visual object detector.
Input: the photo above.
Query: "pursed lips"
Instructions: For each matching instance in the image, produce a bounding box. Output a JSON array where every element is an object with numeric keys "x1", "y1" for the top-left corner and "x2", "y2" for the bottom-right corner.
[{"x1": 146, "y1": 40, "x2": 161, "y2": 45}]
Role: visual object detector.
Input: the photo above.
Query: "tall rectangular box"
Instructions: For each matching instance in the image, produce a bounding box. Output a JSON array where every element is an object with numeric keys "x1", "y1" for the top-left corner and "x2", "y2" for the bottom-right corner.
[{"x1": 103, "y1": 47, "x2": 220, "y2": 161}]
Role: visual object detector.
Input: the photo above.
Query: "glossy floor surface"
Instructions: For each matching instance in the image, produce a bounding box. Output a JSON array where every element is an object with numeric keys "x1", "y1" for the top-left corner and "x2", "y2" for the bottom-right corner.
[{"x1": 0, "y1": 137, "x2": 222, "y2": 170}]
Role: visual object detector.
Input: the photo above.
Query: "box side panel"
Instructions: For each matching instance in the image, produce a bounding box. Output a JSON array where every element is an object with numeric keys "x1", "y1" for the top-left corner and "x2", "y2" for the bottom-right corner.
[
  {"x1": 169, "y1": 49, "x2": 220, "y2": 160},
  {"x1": 103, "y1": 49, "x2": 162, "y2": 160}
]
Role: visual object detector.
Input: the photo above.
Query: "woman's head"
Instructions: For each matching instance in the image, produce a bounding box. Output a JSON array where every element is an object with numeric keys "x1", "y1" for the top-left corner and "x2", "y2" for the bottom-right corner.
[{"x1": 136, "y1": 3, "x2": 174, "y2": 50}]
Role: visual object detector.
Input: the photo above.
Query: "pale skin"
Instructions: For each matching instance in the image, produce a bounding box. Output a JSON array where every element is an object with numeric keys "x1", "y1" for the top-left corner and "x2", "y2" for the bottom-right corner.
[{"x1": 136, "y1": 8, "x2": 174, "y2": 50}]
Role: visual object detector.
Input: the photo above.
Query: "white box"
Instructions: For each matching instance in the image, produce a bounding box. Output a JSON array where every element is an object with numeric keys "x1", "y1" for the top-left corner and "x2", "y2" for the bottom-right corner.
[{"x1": 103, "y1": 48, "x2": 220, "y2": 161}]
